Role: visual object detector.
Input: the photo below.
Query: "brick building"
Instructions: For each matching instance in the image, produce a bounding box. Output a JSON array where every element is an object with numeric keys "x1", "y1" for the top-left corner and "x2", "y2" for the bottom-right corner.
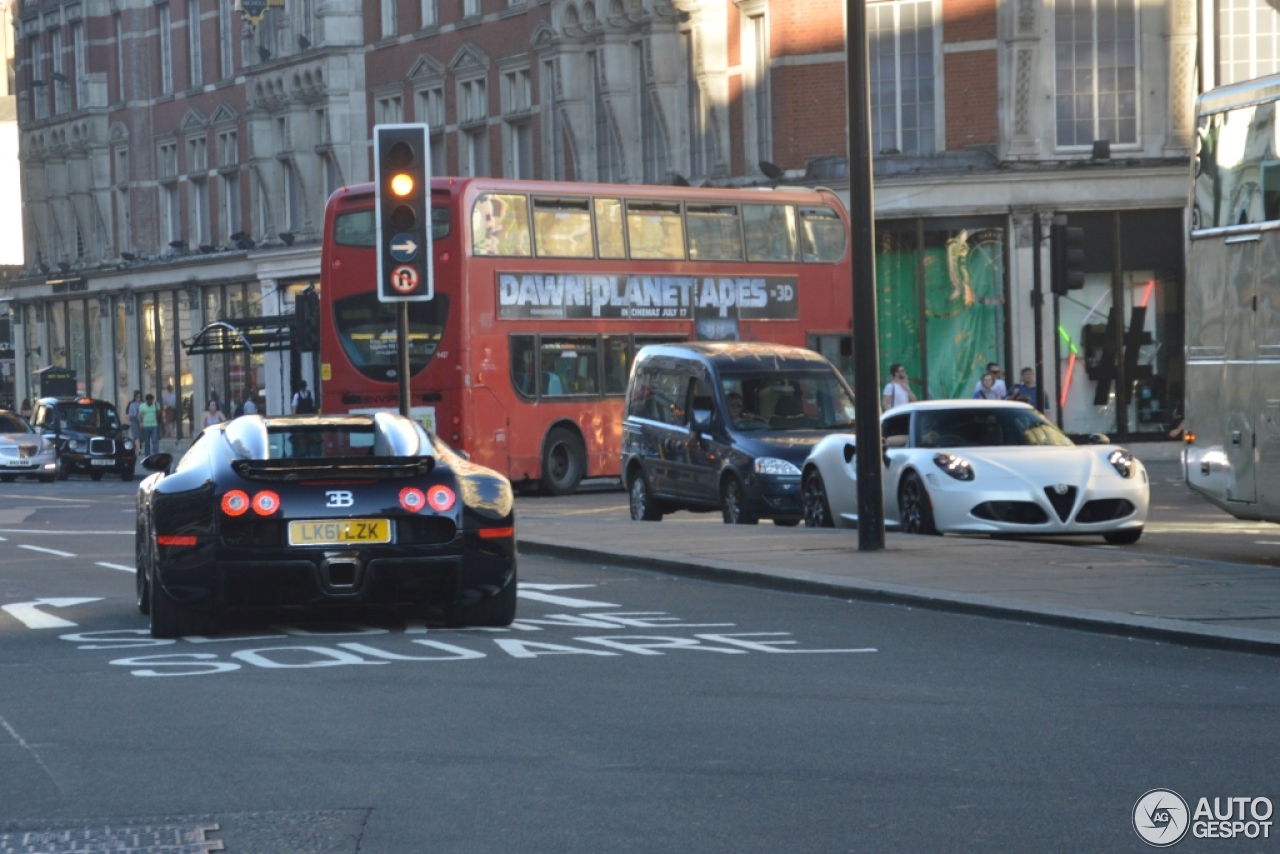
[{"x1": 0, "y1": 0, "x2": 1256, "y2": 437}]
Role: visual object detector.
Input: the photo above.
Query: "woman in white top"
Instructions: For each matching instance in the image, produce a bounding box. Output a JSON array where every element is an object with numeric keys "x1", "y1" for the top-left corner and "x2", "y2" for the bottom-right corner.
[
  {"x1": 882, "y1": 363, "x2": 918, "y2": 411},
  {"x1": 202, "y1": 400, "x2": 227, "y2": 427}
]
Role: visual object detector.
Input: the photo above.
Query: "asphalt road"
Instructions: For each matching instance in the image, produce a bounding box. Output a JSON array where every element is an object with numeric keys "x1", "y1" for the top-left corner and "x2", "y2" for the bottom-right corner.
[{"x1": 0, "y1": 479, "x2": 1276, "y2": 852}]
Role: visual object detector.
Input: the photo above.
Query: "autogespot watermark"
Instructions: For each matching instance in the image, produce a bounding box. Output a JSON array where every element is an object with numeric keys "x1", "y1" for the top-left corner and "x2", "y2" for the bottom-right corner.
[{"x1": 1133, "y1": 789, "x2": 1274, "y2": 846}]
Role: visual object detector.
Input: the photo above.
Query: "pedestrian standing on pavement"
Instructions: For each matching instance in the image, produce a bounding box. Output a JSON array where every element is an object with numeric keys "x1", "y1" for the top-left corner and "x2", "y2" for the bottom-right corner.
[
  {"x1": 1008, "y1": 367, "x2": 1046, "y2": 411},
  {"x1": 241, "y1": 389, "x2": 259, "y2": 416},
  {"x1": 973, "y1": 373, "x2": 1002, "y2": 400},
  {"x1": 126, "y1": 390, "x2": 143, "y2": 444},
  {"x1": 882, "y1": 363, "x2": 917, "y2": 411},
  {"x1": 973, "y1": 363, "x2": 1007, "y2": 399},
  {"x1": 138, "y1": 393, "x2": 161, "y2": 456}
]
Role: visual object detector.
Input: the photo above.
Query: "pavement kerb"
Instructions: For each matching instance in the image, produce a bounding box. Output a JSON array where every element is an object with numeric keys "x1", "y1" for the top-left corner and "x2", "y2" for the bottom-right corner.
[{"x1": 517, "y1": 537, "x2": 1280, "y2": 658}]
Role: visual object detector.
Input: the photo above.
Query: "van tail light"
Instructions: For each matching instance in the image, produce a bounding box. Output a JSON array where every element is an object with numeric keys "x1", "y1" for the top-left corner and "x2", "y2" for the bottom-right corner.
[
  {"x1": 252, "y1": 490, "x2": 281, "y2": 516},
  {"x1": 427, "y1": 485, "x2": 456, "y2": 512},
  {"x1": 399, "y1": 487, "x2": 426, "y2": 512},
  {"x1": 221, "y1": 490, "x2": 250, "y2": 516}
]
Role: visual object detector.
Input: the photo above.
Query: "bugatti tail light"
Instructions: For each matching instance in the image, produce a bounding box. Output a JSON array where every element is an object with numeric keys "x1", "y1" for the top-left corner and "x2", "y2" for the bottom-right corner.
[
  {"x1": 427, "y1": 485, "x2": 456, "y2": 512},
  {"x1": 399, "y1": 487, "x2": 426, "y2": 512},
  {"x1": 221, "y1": 490, "x2": 250, "y2": 516},
  {"x1": 252, "y1": 490, "x2": 281, "y2": 515}
]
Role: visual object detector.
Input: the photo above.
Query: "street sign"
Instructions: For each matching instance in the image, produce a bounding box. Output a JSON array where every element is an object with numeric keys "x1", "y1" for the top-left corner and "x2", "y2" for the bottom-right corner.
[
  {"x1": 389, "y1": 234, "x2": 419, "y2": 263},
  {"x1": 389, "y1": 265, "x2": 420, "y2": 294},
  {"x1": 374, "y1": 124, "x2": 434, "y2": 302}
]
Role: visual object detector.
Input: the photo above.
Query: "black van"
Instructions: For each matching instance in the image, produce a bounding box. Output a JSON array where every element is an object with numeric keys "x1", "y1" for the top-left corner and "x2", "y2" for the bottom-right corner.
[{"x1": 621, "y1": 342, "x2": 856, "y2": 524}]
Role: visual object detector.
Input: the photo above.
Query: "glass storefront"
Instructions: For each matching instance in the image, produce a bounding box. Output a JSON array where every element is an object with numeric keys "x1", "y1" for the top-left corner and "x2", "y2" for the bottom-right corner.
[
  {"x1": 875, "y1": 217, "x2": 1008, "y2": 401},
  {"x1": 1057, "y1": 210, "x2": 1184, "y2": 439}
]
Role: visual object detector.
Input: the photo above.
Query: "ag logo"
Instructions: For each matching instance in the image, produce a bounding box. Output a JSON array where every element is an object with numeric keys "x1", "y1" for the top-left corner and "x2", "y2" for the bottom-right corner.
[
  {"x1": 325, "y1": 491, "x2": 354, "y2": 508},
  {"x1": 1133, "y1": 788, "x2": 1190, "y2": 847}
]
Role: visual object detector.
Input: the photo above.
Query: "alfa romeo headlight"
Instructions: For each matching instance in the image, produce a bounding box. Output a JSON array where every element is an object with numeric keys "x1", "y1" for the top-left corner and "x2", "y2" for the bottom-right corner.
[
  {"x1": 1108, "y1": 448, "x2": 1134, "y2": 478},
  {"x1": 755, "y1": 457, "x2": 801, "y2": 477},
  {"x1": 933, "y1": 452, "x2": 974, "y2": 481}
]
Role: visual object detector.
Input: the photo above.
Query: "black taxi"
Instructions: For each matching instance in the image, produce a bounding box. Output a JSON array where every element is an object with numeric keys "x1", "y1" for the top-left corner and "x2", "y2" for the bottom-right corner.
[{"x1": 31, "y1": 396, "x2": 138, "y2": 481}]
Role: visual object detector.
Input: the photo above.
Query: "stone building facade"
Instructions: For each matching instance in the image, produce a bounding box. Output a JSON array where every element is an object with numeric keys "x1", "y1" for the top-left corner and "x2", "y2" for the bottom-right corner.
[{"x1": 0, "y1": 0, "x2": 1252, "y2": 438}]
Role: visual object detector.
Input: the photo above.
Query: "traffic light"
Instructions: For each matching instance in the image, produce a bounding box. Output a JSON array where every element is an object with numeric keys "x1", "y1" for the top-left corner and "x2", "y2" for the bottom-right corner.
[
  {"x1": 295, "y1": 288, "x2": 319, "y2": 352},
  {"x1": 1050, "y1": 223, "x2": 1086, "y2": 295},
  {"x1": 374, "y1": 124, "x2": 433, "y2": 302}
]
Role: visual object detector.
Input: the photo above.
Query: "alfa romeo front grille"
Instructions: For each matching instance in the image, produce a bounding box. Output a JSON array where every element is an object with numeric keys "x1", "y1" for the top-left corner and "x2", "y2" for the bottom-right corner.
[{"x1": 1043, "y1": 486, "x2": 1079, "y2": 522}]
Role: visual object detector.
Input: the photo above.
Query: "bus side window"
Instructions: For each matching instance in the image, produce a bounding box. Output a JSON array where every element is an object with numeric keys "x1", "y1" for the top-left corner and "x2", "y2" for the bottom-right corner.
[
  {"x1": 686, "y1": 203, "x2": 743, "y2": 261},
  {"x1": 799, "y1": 206, "x2": 847, "y2": 262},
  {"x1": 626, "y1": 200, "x2": 685, "y2": 260},
  {"x1": 603, "y1": 335, "x2": 630, "y2": 396},
  {"x1": 533, "y1": 196, "x2": 594, "y2": 258},
  {"x1": 472, "y1": 193, "x2": 531, "y2": 257},
  {"x1": 596, "y1": 198, "x2": 626, "y2": 258},
  {"x1": 510, "y1": 334, "x2": 537, "y2": 399},
  {"x1": 744, "y1": 204, "x2": 797, "y2": 262}
]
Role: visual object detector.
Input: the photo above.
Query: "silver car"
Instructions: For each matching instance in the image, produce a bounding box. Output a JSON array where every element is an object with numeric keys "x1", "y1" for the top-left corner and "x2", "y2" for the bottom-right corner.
[{"x1": 0, "y1": 410, "x2": 58, "y2": 483}]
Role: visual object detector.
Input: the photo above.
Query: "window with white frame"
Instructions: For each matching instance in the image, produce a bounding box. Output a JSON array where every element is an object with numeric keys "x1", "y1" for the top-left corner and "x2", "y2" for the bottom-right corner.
[
  {"x1": 159, "y1": 3, "x2": 173, "y2": 94},
  {"x1": 741, "y1": 8, "x2": 771, "y2": 166},
  {"x1": 868, "y1": 0, "x2": 937, "y2": 155},
  {"x1": 188, "y1": 0, "x2": 202, "y2": 87},
  {"x1": 218, "y1": 0, "x2": 233, "y2": 78},
  {"x1": 114, "y1": 14, "x2": 126, "y2": 101},
  {"x1": 417, "y1": 85, "x2": 447, "y2": 174},
  {"x1": 31, "y1": 37, "x2": 46, "y2": 119},
  {"x1": 421, "y1": 0, "x2": 437, "y2": 28},
  {"x1": 161, "y1": 184, "x2": 180, "y2": 245},
  {"x1": 51, "y1": 29, "x2": 64, "y2": 114},
  {"x1": 217, "y1": 129, "x2": 238, "y2": 167},
  {"x1": 592, "y1": 50, "x2": 622, "y2": 182},
  {"x1": 1216, "y1": 0, "x2": 1280, "y2": 86},
  {"x1": 283, "y1": 160, "x2": 302, "y2": 231},
  {"x1": 220, "y1": 172, "x2": 241, "y2": 239},
  {"x1": 502, "y1": 68, "x2": 533, "y2": 178},
  {"x1": 294, "y1": 0, "x2": 314, "y2": 47},
  {"x1": 541, "y1": 59, "x2": 565, "y2": 180},
  {"x1": 459, "y1": 77, "x2": 488, "y2": 177},
  {"x1": 1055, "y1": 0, "x2": 1138, "y2": 147},
  {"x1": 322, "y1": 153, "x2": 341, "y2": 199},
  {"x1": 464, "y1": 0, "x2": 481, "y2": 17},
  {"x1": 187, "y1": 136, "x2": 208, "y2": 173},
  {"x1": 381, "y1": 0, "x2": 396, "y2": 38},
  {"x1": 158, "y1": 141, "x2": 178, "y2": 178},
  {"x1": 190, "y1": 176, "x2": 210, "y2": 244},
  {"x1": 377, "y1": 94, "x2": 404, "y2": 124},
  {"x1": 72, "y1": 23, "x2": 85, "y2": 109}
]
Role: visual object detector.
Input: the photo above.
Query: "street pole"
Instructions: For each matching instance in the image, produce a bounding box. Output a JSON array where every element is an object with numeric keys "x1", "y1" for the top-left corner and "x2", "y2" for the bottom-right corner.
[
  {"x1": 397, "y1": 302, "x2": 411, "y2": 418},
  {"x1": 1032, "y1": 213, "x2": 1045, "y2": 413},
  {"x1": 846, "y1": 0, "x2": 884, "y2": 551}
]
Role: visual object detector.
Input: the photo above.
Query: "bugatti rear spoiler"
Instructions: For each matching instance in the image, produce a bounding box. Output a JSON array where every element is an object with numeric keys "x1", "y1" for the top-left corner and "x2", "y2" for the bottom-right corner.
[{"x1": 231, "y1": 456, "x2": 435, "y2": 481}]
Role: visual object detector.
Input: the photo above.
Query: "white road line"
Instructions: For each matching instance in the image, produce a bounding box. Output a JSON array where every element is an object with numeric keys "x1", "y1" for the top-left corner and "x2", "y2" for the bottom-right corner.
[
  {"x1": 1, "y1": 598, "x2": 102, "y2": 629},
  {"x1": 516, "y1": 590, "x2": 621, "y2": 608},
  {"x1": 18, "y1": 544, "x2": 76, "y2": 558},
  {"x1": 96, "y1": 562, "x2": 135, "y2": 573},
  {"x1": 0, "y1": 529, "x2": 130, "y2": 535}
]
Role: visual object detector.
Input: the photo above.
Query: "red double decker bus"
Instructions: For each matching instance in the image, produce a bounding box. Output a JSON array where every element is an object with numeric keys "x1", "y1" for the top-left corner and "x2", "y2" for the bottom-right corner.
[{"x1": 319, "y1": 178, "x2": 852, "y2": 494}]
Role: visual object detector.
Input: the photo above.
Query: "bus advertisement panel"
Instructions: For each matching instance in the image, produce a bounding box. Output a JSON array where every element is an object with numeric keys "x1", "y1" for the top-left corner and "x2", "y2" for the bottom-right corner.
[{"x1": 319, "y1": 178, "x2": 853, "y2": 494}]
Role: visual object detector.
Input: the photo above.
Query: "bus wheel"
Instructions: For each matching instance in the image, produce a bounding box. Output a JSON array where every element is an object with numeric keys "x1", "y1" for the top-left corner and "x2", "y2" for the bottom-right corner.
[{"x1": 541, "y1": 427, "x2": 585, "y2": 495}]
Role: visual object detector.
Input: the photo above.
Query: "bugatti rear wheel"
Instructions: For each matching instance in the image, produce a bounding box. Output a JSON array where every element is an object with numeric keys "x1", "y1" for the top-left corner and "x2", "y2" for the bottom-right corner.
[
  {"x1": 451, "y1": 570, "x2": 518, "y2": 627},
  {"x1": 803, "y1": 469, "x2": 834, "y2": 528}
]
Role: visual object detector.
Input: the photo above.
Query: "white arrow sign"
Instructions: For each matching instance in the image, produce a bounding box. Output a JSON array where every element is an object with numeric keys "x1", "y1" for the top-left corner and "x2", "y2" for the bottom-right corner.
[
  {"x1": 2, "y1": 598, "x2": 103, "y2": 629},
  {"x1": 391, "y1": 237, "x2": 418, "y2": 256}
]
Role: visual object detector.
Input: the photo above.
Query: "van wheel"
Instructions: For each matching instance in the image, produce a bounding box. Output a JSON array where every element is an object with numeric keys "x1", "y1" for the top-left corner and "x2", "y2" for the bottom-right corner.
[
  {"x1": 721, "y1": 475, "x2": 758, "y2": 525},
  {"x1": 541, "y1": 427, "x2": 585, "y2": 495},
  {"x1": 628, "y1": 471, "x2": 663, "y2": 521}
]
